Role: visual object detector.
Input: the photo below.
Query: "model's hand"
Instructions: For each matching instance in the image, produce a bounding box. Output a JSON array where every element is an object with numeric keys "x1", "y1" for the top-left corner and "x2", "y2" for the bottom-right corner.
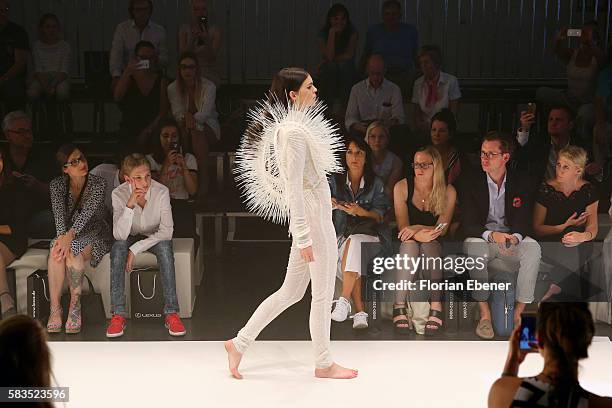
[
  {"x1": 563, "y1": 212, "x2": 588, "y2": 228},
  {"x1": 519, "y1": 111, "x2": 535, "y2": 130},
  {"x1": 562, "y1": 231, "x2": 586, "y2": 245},
  {"x1": 491, "y1": 232, "x2": 519, "y2": 256},
  {"x1": 339, "y1": 202, "x2": 364, "y2": 216},
  {"x1": 414, "y1": 228, "x2": 442, "y2": 243},
  {"x1": 300, "y1": 246, "x2": 315, "y2": 263},
  {"x1": 505, "y1": 325, "x2": 536, "y2": 370}
]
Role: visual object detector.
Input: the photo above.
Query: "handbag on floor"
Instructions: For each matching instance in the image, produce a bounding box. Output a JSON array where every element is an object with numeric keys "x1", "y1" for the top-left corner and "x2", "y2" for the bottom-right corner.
[
  {"x1": 130, "y1": 268, "x2": 164, "y2": 320},
  {"x1": 27, "y1": 270, "x2": 50, "y2": 323}
]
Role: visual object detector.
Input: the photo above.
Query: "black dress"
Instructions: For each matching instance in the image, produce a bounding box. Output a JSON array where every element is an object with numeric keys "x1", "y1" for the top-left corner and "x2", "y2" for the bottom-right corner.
[
  {"x1": 118, "y1": 74, "x2": 162, "y2": 144},
  {"x1": 407, "y1": 178, "x2": 438, "y2": 227},
  {"x1": 535, "y1": 181, "x2": 598, "y2": 300},
  {"x1": 0, "y1": 180, "x2": 29, "y2": 258}
]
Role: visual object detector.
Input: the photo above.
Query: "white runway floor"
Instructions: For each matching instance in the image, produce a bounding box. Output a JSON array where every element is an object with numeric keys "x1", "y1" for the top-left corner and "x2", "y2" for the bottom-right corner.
[{"x1": 49, "y1": 339, "x2": 612, "y2": 408}]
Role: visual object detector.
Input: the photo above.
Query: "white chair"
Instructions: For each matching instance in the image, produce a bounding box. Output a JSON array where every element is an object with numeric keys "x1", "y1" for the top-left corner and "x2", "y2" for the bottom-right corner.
[{"x1": 93, "y1": 238, "x2": 196, "y2": 319}]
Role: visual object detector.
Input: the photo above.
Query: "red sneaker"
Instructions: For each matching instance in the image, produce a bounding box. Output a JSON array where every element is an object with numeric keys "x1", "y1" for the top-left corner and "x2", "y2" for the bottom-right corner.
[
  {"x1": 106, "y1": 315, "x2": 126, "y2": 338},
  {"x1": 165, "y1": 313, "x2": 186, "y2": 336}
]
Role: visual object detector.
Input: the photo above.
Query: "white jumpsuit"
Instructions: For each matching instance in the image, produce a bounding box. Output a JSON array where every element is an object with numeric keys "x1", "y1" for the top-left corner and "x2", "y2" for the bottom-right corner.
[{"x1": 232, "y1": 126, "x2": 338, "y2": 369}]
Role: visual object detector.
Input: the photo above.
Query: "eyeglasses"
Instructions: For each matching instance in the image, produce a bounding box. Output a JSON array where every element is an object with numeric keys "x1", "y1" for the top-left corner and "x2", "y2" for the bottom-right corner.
[
  {"x1": 63, "y1": 156, "x2": 85, "y2": 168},
  {"x1": 480, "y1": 151, "x2": 504, "y2": 159},
  {"x1": 7, "y1": 128, "x2": 32, "y2": 135},
  {"x1": 556, "y1": 163, "x2": 577, "y2": 172},
  {"x1": 412, "y1": 162, "x2": 434, "y2": 170},
  {"x1": 179, "y1": 64, "x2": 197, "y2": 70}
]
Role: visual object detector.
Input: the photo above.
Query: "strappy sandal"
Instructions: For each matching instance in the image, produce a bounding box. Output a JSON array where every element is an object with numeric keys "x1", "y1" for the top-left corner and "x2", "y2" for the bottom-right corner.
[
  {"x1": 65, "y1": 301, "x2": 82, "y2": 334},
  {"x1": 392, "y1": 306, "x2": 412, "y2": 335},
  {"x1": 424, "y1": 309, "x2": 444, "y2": 337},
  {"x1": 47, "y1": 305, "x2": 63, "y2": 333},
  {"x1": 0, "y1": 291, "x2": 17, "y2": 319}
]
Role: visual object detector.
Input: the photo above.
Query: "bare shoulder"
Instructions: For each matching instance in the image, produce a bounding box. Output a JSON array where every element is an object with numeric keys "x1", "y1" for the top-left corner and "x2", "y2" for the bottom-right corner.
[
  {"x1": 488, "y1": 377, "x2": 523, "y2": 408},
  {"x1": 446, "y1": 183, "x2": 457, "y2": 199},
  {"x1": 394, "y1": 178, "x2": 408, "y2": 198}
]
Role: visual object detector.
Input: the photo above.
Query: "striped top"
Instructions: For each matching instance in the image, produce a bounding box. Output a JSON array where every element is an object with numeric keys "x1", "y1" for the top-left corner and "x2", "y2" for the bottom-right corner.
[{"x1": 511, "y1": 377, "x2": 590, "y2": 407}]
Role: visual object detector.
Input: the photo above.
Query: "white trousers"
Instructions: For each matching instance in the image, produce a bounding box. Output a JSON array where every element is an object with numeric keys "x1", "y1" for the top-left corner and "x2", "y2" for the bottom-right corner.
[{"x1": 232, "y1": 184, "x2": 337, "y2": 369}]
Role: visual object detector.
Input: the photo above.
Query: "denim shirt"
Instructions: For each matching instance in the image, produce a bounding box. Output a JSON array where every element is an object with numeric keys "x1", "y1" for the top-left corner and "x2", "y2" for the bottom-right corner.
[{"x1": 328, "y1": 173, "x2": 392, "y2": 254}]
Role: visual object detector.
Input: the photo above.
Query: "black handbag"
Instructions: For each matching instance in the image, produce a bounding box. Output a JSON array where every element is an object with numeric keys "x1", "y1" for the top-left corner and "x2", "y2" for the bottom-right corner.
[
  {"x1": 130, "y1": 268, "x2": 165, "y2": 320},
  {"x1": 344, "y1": 216, "x2": 378, "y2": 238},
  {"x1": 27, "y1": 270, "x2": 50, "y2": 323}
]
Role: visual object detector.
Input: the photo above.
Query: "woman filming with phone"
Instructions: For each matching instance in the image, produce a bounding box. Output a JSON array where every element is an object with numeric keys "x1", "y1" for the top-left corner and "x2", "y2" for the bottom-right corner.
[
  {"x1": 488, "y1": 299, "x2": 612, "y2": 407},
  {"x1": 147, "y1": 118, "x2": 198, "y2": 240},
  {"x1": 532, "y1": 146, "x2": 598, "y2": 302},
  {"x1": 114, "y1": 40, "x2": 169, "y2": 149},
  {"x1": 391, "y1": 145, "x2": 456, "y2": 336}
]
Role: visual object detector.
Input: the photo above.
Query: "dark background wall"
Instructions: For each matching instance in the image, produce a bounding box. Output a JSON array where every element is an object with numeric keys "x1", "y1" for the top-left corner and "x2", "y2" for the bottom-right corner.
[{"x1": 8, "y1": 0, "x2": 612, "y2": 82}]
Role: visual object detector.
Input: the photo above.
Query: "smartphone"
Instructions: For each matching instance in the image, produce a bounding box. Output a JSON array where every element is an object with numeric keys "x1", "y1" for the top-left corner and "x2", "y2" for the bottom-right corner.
[
  {"x1": 519, "y1": 313, "x2": 538, "y2": 350},
  {"x1": 169, "y1": 141, "x2": 181, "y2": 153},
  {"x1": 579, "y1": 211, "x2": 588, "y2": 218},
  {"x1": 527, "y1": 102, "x2": 536, "y2": 116},
  {"x1": 434, "y1": 222, "x2": 447, "y2": 232},
  {"x1": 567, "y1": 28, "x2": 582, "y2": 37},
  {"x1": 135, "y1": 59, "x2": 150, "y2": 70}
]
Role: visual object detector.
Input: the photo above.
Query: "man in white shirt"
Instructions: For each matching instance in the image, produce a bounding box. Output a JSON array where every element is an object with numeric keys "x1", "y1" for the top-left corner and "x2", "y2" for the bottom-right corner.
[
  {"x1": 109, "y1": 0, "x2": 168, "y2": 84},
  {"x1": 345, "y1": 54, "x2": 405, "y2": 138},
  {"x1": 106, "y1": 154, "x2": 186, "y2": 338}
]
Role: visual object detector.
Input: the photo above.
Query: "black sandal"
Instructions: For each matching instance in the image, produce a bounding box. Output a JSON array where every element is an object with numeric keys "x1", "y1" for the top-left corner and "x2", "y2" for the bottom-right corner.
[
  {"x1": 392, "y1": 306, "x2": 412, "y2": 335},
  {"x1": 424, "y1": 309, "x2": 444, "y2": 337}
]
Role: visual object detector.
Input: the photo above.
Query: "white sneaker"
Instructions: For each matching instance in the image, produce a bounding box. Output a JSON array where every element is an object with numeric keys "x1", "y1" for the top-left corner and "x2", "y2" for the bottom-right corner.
[
  {"x1": 352, "y1": 311, "x2": 368, "y2": 329},
  {"x1": 331, "y1": 297, "x2": 351, "y2": 322}
]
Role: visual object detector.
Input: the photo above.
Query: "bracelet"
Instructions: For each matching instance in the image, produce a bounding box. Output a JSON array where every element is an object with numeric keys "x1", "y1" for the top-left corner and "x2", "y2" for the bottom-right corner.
[{"x1": 585, "y1": 231, "x2": 593, "y2": 240}]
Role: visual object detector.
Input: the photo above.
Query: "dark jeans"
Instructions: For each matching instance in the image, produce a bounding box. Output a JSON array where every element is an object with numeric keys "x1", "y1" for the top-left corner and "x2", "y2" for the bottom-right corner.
[{"x1": 110, "y1": 236, "x2": 180, "y2": 316}]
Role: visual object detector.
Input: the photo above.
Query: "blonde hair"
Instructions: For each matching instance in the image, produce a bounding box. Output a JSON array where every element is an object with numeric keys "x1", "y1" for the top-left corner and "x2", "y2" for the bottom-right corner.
[
  {"x1": 558, "y1": 145, "x2": 587, "y2": 176},
  {"x1": 121, "y1": 153, "x2": 150, "y2": 177},
  {"x1": 417, "y1": 145, "x2": 447, "y2": 216},
  {"x1": 365, "y1": 121, "x2": 389, "y2": 145}
]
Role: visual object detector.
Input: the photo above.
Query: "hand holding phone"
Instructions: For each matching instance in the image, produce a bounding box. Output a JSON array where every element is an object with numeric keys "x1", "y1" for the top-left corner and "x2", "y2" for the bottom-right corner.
[
  {"x1": 527, "y1": 103, "x2": 536, "y2": 116},
  {"x1": 567, "y1": 28, "x2": 582, "y2": 37},
  {"x1": 135, "y1": 59, "x2": 150, "y2": 70},
  {"x1": 519, "y1": 313, "x2": 538, "y2": 351},
  {"x1": 434, "y1": 222, "x2": 447, "y2": 232}
]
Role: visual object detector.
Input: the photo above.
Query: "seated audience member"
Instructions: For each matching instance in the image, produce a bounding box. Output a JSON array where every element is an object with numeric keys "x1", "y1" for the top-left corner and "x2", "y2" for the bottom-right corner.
[
  {"x1": 430, "y1": 109, "x2": 464, "y2": 185},
  {"x1": 516, "y1": 105, "x2": 599, "y2": 182},
  {"x1": 106, "y1": 154, "x2": 186, "y2": 338},
  {"x1": 28, "y1": 14, "x2": 71, "y2": 104},
  {"x1": 362, "y1": 0, "x2": 418, "y2": 98},
  {"x1": 178, "y1": 0, "x2": 223, "y2": 86},
  {"x1": 537, "y1": 22, "x2": 603, "y2": 142},
  {"x1": 329, "y1": 138, "x2": 391, "y2": 330},
  {"x1": 109, "y1": 0, "x2": 167, "y2": 84},
  {"x1": 0, "y1": 314, "x2": 55, "y2": 408},
  {"x1": 2, "y1": 111, "x2": 56, "y2": 238},
  {"x1": 345, "y1": 54, "x2": 405, "y2": 139},
  {"x1": 411, "y1": 46, "x2": 461, "y2": 136},
  {"x1": 461, "y1": 132, "x2": 541, "y2": 339},
  {"x1": 47, "y1": 145, "x2": 112, "y2": 334},
  {"x1": 392, "y1": 146, "x2": 455, "y2": 336},
  {"x1": 317, "y1": 3, "x2": 358, "y2": 111},
  {"x1": 365, "y1": 121, "x2": 402, "y2": 197},
  {"x1": 488, "y1": 300, "x2": 612, "y2": 407},
  {"x1": 90, "y1": 151, "x2": 129, "y2": 216},
  {"x1": 0, "y1": 147, "x2": 29, "y2": 319},
  {"x1": 0, "y1": 0, "x2": 29, "y2": 112},
  {"x1": 147, "y1": 118, "x2": 198, "y2": 239},
  {"x1": 533, "y1": 146, "x2": 598, "y2": 301},
  {"x1": 114, "y1": 40, "x2": 169, "y2": 149},
  {"x1": 593, "y1": 47, "x2": 612, "y2": 172},
  {"x1": 168, "y1": 52, "x2": 220, "y2": 194}
]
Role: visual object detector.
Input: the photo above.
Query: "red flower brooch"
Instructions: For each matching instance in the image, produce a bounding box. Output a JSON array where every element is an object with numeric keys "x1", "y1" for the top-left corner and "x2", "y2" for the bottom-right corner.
[{"x1": 512, "y1": 197, "x2": 522, "y2": 208}]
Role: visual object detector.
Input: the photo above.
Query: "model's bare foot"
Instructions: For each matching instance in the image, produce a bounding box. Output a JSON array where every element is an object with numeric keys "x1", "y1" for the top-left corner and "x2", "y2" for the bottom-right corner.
[
  {"x1": 314, "y1": 363, "x2": 358, "y2": 379},
  {"x1": 224, "y1": 340, "x2": 243, "y2": 379}
]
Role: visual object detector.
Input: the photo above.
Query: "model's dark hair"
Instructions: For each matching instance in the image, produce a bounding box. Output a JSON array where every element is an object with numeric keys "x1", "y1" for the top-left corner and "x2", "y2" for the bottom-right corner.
[
  {"x1": 430, "y1": 108, "x2": 456, "y2": 140},
  {"x1": 321, "y1": 4, "x2": 354, "y2": 55},
  {"x1": 537, "y1": 299, "x2": 594, "y2": 406},
  {"x1": 334, "y1": 137, "x2": 376, "y2": 194},
  {"x1": 243, "y1": 67, "x2": 310, "y2": 146},
  {"x1": 55, "y1": 143, "x2": 81, "y2": 171},
  {"x1": 151, "y1": 117, "x2": 183, "y2": 164},
  {"x1": 268, "y1": 67, "x2": 309, "y2": 108},
  {"x1": 0, "y1": 315, "x2": 54, "y2": 408}
]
